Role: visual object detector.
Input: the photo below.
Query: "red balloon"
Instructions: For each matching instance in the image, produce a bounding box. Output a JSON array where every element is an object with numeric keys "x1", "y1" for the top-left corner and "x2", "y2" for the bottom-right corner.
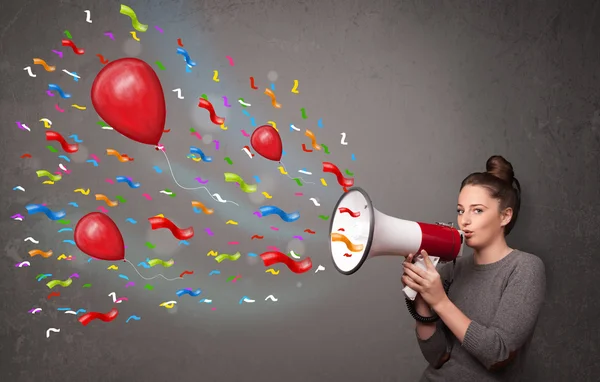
[
  {"x1": 250, "y1": 125, "x2": 283, "y2": 161},
  {"x1": 74, "y1": 212, "x2": 125, "y2": 261},
  {"x1": 91, "y1": 58, "x2": 166, "y2": 145}
]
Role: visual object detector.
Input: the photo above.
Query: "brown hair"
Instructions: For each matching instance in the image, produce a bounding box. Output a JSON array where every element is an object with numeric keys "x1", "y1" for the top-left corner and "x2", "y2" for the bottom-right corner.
[{"x1": 460, "y1": 155, "x2": 522, "y2": 236}]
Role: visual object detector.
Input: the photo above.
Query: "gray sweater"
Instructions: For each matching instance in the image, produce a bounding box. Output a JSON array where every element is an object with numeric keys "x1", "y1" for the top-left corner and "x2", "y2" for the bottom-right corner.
[{"x1": 417, "y1": 249, "x2": 546, "y2": 382}]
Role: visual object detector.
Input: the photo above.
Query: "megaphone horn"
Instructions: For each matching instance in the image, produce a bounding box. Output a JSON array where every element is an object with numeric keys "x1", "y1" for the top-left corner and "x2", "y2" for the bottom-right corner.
[{"x1": 329, "y1": 187, "x2": 465, "y2": 299}]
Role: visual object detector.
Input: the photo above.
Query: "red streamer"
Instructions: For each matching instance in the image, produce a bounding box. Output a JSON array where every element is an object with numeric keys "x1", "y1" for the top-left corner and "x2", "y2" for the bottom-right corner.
[
  {"x1": 338, "y1": 207, "x2": 360, "y2": 218},
  {"x1": 322, "y1": 162, "x2": 354, "y2": 188},
  {"x1": 61, "y1": 39, "x2": 85, "y2": 55},
  {"x1": 198, "y1": 98, "x2": 225, "y2": 125},
  {"x1": 259, "y1": 251, "x2": 313, "y2": 274},
  {"x1": 148, "y1": 217, "x2": 194, "y2": 240},
  {"x1": 78, "y1": 308, "x2": 118, "y2": 326},
  {"x1": 45, "y1": 131, "x2": 79, "y2": 153}
]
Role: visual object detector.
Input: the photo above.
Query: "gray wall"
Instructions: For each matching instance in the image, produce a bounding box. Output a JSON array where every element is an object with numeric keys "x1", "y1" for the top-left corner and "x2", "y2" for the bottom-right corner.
[{"x1": 1, "y1": 0, "x2": 598, "y2": 381}]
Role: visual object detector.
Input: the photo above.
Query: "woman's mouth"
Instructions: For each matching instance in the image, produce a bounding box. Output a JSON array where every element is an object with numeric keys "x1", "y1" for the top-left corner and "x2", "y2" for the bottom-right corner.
[{"x1": 464, "y1": 231, "x2": 473, "y2": 238}]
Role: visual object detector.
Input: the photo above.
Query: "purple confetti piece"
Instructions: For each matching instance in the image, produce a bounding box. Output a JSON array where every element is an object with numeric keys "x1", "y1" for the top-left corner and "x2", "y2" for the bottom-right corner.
[
  {"x1": 222, "y1": 96, "x2": 231, "y2": 107},
  {"x1": 214, "y1": 140, "x2": 220, "y2": 150},
  {"x1": 253, "y1": 211, "x2": 262, "y2": 217},
  {"x1": 69, "y1": 273, "x2": 80, "y2": 278},
  {"x1": 155, "y1": 26, "x2": 164, "y2": 33},
  {"x1": 125, "y1": 282, "x2": 135, "y2": 288},
  {"x1": 11, "y1": 214, "x2": 24, "y2": 219},
  {"x1": 104, "y1": 32, "x2": 115, "y2": 40},
  {"x1": 293, "y1": 235, "x2": 303, "y2": 241},
  {"x1": 46, "y1": 91, "x2": 55, "y2": 97},
  {"x1": 195, "y1": 177, "x2": 209, "y2": 184},
  {"x1": 52, "y1": 50, "x2": 63, "y2": 58},
  {"x1": 205, "y1": 228, "x2": 214, "y2": 236},
  {"x1": 16, "y1": 121, "x2": 26, "y2": 130}
]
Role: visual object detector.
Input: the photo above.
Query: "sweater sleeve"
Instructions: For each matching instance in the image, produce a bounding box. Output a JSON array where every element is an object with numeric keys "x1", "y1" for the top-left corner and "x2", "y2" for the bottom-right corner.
[
  {"x1": 461, "y1": 256, "x2": 546, "y2": 370},
  {"x1": 415, "y1": 261, "x2": 454, "y2": 367},
  {"x1": 416, "y1": 320, "x2": 451, "y2": 367}
]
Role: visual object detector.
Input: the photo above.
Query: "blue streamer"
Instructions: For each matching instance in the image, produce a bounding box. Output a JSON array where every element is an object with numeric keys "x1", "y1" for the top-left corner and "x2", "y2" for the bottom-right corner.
[
  {"x1": 115, "y1": 176, "x2": 141, "y2": 188},
  {"x1": 258, "y1": 205, "x2": 301, "y2": 222},
  {"x1": 25, "y1": 204, "x2": 66, "y2": 221},
  {"x1": 176, "y1": 288, "x2": 202, "y2": 297},
  {"x1": 48, "y1": 84, "x2": 71, "y2": 98},
  {"x1": 189, "y1": 147, "x2": 212, "y2": 162},
  {"x1": 176, "y1": 48, "x2": 197, "y2": 67}
]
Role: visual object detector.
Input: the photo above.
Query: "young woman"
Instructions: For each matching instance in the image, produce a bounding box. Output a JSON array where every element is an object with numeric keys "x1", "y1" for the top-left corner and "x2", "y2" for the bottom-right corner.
[{"x1": 401, "y1": 155, "x2": 546, "y2": 382}]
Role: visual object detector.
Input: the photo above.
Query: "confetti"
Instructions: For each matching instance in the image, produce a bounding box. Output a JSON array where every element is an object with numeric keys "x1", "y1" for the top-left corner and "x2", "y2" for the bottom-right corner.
[
  {"x1": 46, "y1": 328, "x2": 60, "y2": 338},
  {"x1": 176, "y1": 48, "x2": 196, "y2": 67},
  {"x1": 120, "y1": 5, "x2": 148, "y2": 32},
  {"x1": 264, "y1": 88, "x2": 281, "y2": 108},
  {"x1": 340, "y1": 132, "x2": 348, "y2": 145},
  {"x1": 78, "y1": 308, "x2": 119, "y2": 326},
  {"x1": 148, "y1": 216, "x2": 194, "y2": 240},
  {"x1": 32, "y1": 58, "x2": 55, "y2": 72},
  {"x1": 215, "y1": 252, "x2": 241, "y2": 263},
  {"x1": 191, "y1": 201, "x2": 214, "y2": 215},
  {"x1": 259, "y1": 206, "x2": 300, "y2": 222},
  {"x1": 291, "y1": 80, "x2": 299, "y2": 93},
  {"x1": 61, "y1": 39, "x2": 85, "y2": 55},
  {"x1": 224, "y1": 173, "x2": 257, "y2": 193}
]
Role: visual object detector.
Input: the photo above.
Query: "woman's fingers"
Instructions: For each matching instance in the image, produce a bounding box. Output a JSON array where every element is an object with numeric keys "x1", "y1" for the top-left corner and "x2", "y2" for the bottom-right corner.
[
  {"x1": 406, "y1": 261, "x2": 427, "y2": 278},
  {"x1": 404, "y1": 266, "x2": 423, "y2": 283},
  {"x1": 403, "y1": 275, "x2": 422, "y2": 292}
]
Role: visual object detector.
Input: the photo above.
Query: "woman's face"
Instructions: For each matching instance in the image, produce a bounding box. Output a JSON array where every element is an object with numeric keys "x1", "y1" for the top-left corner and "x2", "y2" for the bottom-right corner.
[{"x1": 457, "y1": 185, "x2": 510, "y2": 249}]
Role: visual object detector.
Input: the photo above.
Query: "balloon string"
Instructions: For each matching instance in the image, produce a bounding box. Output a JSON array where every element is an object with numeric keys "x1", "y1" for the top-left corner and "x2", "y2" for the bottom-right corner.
[
  {"x1": 279, "y1": 161, "x2": 315, "y2": 184},
  {"x1": 124, "y1": 259, "x2": 183, "y2": 281},
  {"x1": 159, "y1": 148, "x2": 239, "y2": 206}
]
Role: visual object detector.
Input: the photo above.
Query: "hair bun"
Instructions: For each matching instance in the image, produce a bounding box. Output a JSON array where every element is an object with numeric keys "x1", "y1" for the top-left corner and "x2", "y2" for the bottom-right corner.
[{"x1": 486, "y1": 155, "x2": 515, "y2": 184}]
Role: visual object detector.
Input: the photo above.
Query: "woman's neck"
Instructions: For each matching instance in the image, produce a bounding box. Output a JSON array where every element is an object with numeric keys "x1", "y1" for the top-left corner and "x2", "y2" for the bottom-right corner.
[{"x1": 473, "y1": 236, "x2": 512, "y2": 265}]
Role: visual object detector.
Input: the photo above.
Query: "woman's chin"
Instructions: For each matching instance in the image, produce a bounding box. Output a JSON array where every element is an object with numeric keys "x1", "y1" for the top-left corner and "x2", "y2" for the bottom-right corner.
[{"x1": 465, "y1": 237, "x2": 479, "y2": 249}]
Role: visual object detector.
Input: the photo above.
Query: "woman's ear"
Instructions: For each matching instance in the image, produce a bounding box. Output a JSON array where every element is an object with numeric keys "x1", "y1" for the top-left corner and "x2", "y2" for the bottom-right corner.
[{"x1": 500, "y1": 207, "x2": 513, "y2": 228}]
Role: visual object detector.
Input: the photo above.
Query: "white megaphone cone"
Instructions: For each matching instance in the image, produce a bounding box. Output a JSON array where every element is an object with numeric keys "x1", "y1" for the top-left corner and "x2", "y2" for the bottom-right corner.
[{"x1": 329, "y1": 187, "x2": 465, "y2": 300}]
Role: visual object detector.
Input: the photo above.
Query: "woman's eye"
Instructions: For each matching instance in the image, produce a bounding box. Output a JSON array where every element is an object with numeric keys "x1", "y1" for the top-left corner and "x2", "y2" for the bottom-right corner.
[
  {"x1": 474, "y1": 209, "x2": 483, "y2": 214},
  {"x1": 457, "y1": 210, "x2": 463, "y2": 215}
]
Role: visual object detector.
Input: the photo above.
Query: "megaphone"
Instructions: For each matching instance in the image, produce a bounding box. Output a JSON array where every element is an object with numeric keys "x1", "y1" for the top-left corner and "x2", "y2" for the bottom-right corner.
[{"x1": 329, "y1": 187, "x2": 465, "y2": 300}]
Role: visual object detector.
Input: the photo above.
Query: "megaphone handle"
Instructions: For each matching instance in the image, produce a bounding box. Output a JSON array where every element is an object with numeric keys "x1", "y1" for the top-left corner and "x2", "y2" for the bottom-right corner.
[{"x1": 402, "y1": 255, "x2": 440, "y2": 301}]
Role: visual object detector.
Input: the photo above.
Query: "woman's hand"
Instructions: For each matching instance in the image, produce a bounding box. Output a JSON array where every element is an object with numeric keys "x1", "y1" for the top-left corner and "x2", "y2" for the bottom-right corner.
[
  {"x1": 402, "y1": 250, "x2": 448, "y2": 310},
  {"x1": 401, "y1": 253, "x2": 416, "y2": 288}
]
